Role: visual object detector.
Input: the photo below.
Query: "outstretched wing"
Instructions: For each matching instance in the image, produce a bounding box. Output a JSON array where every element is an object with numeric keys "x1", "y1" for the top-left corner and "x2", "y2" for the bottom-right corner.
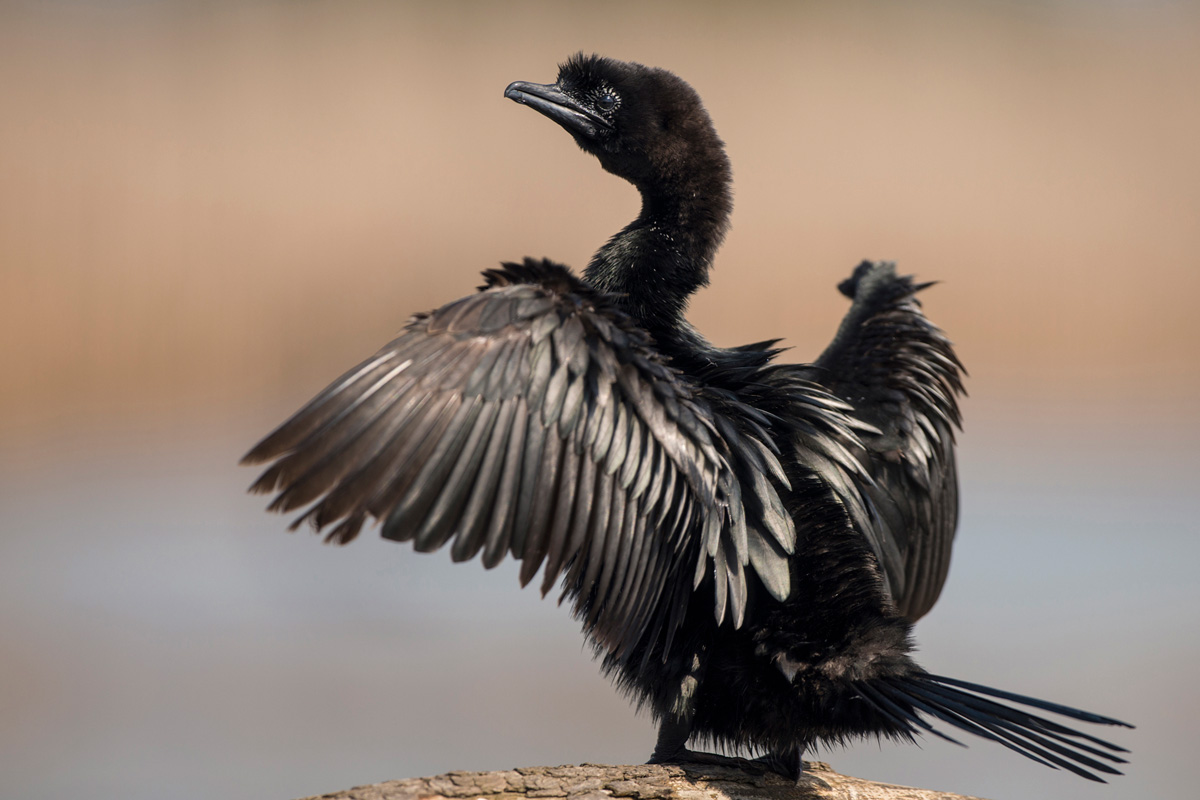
[
  {"x1": 243, "y1": 258, "x2": 795, "y2": 658},
  {"x1": 807, "y1": 261, "x2": 966, "y2": 621}
]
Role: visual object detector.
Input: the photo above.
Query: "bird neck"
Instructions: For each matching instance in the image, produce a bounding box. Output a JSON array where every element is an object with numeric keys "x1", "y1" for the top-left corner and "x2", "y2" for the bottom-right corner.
[{"x1": 584, "y1": 172, "x2": 731, "y2": 340}]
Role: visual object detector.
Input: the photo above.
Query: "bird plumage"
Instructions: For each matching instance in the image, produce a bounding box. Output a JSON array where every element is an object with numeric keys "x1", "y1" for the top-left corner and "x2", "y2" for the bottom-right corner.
[
  {"x1": 244, "y1": 53, "x2": 1130, "y2": 785},
  {"x1": 804, "y1": 260, "x2": 965, "y2": 619},
  {"x1": 245, "y1": 258, "x2": 838, "y2": 655}
]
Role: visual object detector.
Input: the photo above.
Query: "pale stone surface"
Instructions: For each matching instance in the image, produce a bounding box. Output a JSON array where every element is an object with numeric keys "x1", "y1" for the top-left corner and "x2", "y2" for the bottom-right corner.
[{"x1": 298, "y1": 762, "x2": 986, "y2": 800}]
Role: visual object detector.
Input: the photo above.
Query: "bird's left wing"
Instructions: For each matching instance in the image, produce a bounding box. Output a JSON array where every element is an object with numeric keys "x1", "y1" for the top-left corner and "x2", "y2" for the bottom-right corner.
[
  {"x1": 808, "y1": 261, "x2": 966, "y2": 620},
  {"x1": 243, "y1": 258, "x2": 795, "y2": 657}
]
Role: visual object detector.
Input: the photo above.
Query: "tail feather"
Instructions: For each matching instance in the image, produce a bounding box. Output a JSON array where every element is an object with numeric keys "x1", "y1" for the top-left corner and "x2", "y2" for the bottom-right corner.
[
  {"x1": 932, "y1": 691, "x2": 1128, "y2": 767},
  {"x1": 856, "y1": 681, "x2": 966, "y2": 747},
  {"x1": 915, "y1": 677, "x2": 1131, "y2": 755},
  {"x1": 867, "y1": 673, "x2": 1132, "y2": 783},
  {"x1": 928, "y1": 674, "x2": 1133, "y2": 732},
  {"x1": 902, "y1": 681, "x2": 1122, "y2": 781}
]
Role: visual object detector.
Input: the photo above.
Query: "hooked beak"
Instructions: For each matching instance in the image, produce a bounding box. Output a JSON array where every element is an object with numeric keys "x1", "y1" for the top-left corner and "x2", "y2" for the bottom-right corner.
[{"x1": 504, "y1": 80, "x2": 612, "y2": 140}]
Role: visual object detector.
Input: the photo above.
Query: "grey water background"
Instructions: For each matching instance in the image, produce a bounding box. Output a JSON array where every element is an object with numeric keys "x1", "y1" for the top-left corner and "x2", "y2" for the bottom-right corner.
[
  {"x1": 3, "y1": 405, "x2": 1195, "y2": 800},
  {"x1": 2, "y1": 2, "x2": 1198, "y2": 799}
]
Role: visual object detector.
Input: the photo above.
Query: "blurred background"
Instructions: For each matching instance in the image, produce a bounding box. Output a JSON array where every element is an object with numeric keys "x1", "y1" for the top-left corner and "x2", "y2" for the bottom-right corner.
[{"x1": 1, "y1": 1, "x2": 1197, "y2": 799}]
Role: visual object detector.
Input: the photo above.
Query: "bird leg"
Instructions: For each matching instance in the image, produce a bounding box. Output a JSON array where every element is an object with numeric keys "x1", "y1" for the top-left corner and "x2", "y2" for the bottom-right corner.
[
  {"x1": 647, "y1": 715, "x2": 693, "y2": 764},
  {"x1": 646, "y1": 652, "x2": 768, "y2": 772},
  {"x1": 647, "y1": 654, "x2": 710, "y2": 764}
]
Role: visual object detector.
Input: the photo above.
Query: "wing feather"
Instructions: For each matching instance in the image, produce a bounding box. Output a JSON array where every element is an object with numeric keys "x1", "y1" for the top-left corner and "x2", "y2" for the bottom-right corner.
[
  {"x1": 532, "y1": 426, "x2": 572, "y2": 591},
  {"x1": 481, "y1": 399, "x2": 528, "y2": 568},
  {"x1": 809, "y1": 261, "x2": 966, "y2": 620},
  {"x1": 246, "y1": 258, "x2": 798, "y2": 657},
  {"x1": 449, "y1": 398, "x2": 513, "y2": 562}
]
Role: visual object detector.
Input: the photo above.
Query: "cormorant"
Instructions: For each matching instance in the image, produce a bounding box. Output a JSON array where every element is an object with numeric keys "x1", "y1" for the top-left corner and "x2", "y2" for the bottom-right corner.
[{"x1": 244, "y1": 54, "x2": 1130, "y2": 784}]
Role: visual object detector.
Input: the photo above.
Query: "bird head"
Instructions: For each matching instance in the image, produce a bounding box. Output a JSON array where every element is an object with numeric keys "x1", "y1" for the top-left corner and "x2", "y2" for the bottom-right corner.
[{"x1": 505, "y1": 54, "x2": 728, "y2": 194}]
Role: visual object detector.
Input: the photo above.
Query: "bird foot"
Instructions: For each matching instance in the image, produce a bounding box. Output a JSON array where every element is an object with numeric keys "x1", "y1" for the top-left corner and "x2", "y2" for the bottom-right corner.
[
  {"x1": 752, "y1": 750, "x2": 803, "y2": 780},
  {"x1": 647, "y1": 748, "x2": 769, "y2": 775},
  {"x1": 749, "y1": 751, "x2": 830, "y2": 789}
]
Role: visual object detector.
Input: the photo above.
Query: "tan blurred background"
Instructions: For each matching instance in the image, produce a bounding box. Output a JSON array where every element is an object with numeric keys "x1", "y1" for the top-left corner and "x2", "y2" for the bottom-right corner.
[{"x1": 1, "y1": 2, "x2": 1196, "y2": 799}]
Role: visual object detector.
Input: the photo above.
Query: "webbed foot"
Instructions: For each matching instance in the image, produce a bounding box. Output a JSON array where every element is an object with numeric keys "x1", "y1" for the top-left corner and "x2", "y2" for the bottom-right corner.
[
  {"x1": 648, "y1": 748, "x2": 769, "y2": 774},
  {"x1": 753, "y1": 748, "x2": 803, "y2": 780},
  {"x1": 753, "y1": 747, "x2": 830, "y2": 789}
]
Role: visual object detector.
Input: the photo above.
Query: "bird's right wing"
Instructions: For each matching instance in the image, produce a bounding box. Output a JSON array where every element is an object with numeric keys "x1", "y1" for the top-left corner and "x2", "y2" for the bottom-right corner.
[
  {"x1": 243, "y1": 258, "x2": 795, "y2": 659},
  {"x1": 808, "y1": 261, "x2": 966, "y2": 620}
]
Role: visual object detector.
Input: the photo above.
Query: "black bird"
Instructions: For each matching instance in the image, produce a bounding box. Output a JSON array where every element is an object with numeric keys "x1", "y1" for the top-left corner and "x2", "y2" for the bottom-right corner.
[{"x1": 244, "y1": 54, "x2": 1130, "y2": 784}]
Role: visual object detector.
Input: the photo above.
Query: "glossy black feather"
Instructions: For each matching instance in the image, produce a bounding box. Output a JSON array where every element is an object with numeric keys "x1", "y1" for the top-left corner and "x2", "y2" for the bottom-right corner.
[
  {"x1": 245, "y1": 258, "x2": 803, "y2": 659},
  {"x1": 804, "y1": 260, "x2": 966, "y2": 619},
  {"x1": 247, "y1": 53, "x2": 1130, "y2": 787},
  {"x1": 872, "y1": 675, "x2": 1132, "y2": 782}
]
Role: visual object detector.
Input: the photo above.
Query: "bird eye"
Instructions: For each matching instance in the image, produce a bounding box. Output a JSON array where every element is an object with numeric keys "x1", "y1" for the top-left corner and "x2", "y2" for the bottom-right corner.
[{"x1": 597, "y1": 92, "x2": 617, "y2": 112}]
